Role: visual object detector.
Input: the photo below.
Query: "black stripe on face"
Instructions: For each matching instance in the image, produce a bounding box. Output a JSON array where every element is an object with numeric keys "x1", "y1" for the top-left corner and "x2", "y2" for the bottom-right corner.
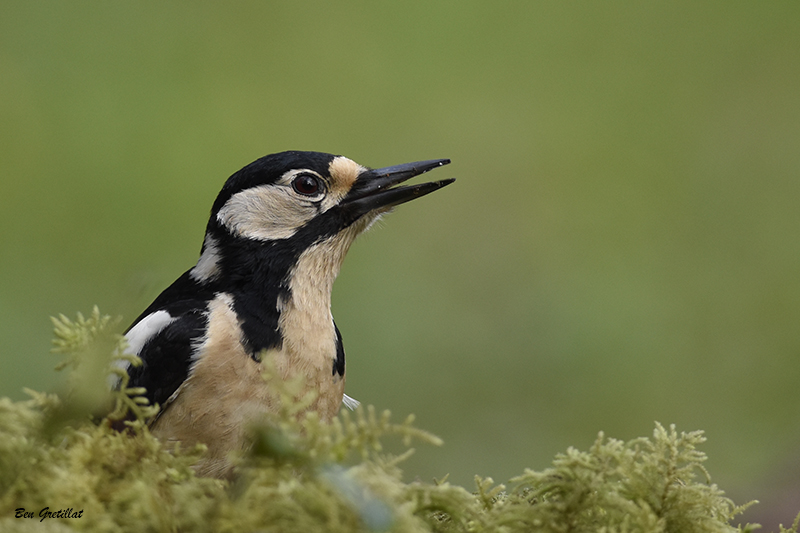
[
  {"x1": 219, "y1": 214, "x2": 360, "y2": 357},
  {"x1": 211, "y1": 197, "x2": 367, "y2": 358},
  {"x1": 216, "y1": 235, "x2": 296, "y2": 356}
]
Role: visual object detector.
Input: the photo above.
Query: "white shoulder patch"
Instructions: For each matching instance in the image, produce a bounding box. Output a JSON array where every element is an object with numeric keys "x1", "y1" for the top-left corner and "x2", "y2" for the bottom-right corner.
[
  {"x1": 110, "y1": 310, "x2": 177, "y2": 389},
  {"x1": 342, "y1": 393, "x2": 360, "y2": 411},
  {"x1": 124, "y1": 310, "x2": 177, "y2": 356}
]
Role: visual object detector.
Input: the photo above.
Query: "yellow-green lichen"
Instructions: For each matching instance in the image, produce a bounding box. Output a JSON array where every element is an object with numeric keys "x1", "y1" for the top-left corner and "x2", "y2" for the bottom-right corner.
[{"x1": 0, "y1": 309, "x2": 795, "y2": 533}]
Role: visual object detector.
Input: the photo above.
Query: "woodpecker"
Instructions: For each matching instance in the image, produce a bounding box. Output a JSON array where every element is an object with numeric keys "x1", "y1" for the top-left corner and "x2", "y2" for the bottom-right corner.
[{"x1": 118, "y1": 151, "x2": 453, "y2": 477}]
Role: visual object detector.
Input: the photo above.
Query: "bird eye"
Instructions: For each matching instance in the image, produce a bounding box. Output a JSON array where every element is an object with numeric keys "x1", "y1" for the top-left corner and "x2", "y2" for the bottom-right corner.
[{"x1": 292, "y1": 174, "x2": 322, "y2": 196}]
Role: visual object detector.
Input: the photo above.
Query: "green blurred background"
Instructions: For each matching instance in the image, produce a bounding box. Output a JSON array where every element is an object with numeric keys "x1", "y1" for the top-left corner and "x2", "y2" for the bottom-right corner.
[{"x1": 2, "y1": 1, "x2": 799, "y2": 528}]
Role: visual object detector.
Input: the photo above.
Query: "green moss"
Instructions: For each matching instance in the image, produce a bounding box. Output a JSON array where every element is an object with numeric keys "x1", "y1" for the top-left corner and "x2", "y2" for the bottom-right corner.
[{"x1": 0, "y1": 310, "x2": 796, "y2": 532}]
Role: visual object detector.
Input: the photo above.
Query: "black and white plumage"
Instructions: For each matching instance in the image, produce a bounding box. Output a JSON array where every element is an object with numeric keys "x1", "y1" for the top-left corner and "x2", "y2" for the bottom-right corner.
[{"x1": 118, "y1": 151, "x2": 453, "y2": 477}]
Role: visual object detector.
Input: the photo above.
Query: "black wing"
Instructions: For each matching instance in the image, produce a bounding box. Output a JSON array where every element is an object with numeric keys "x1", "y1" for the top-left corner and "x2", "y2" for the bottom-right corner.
[
  {"x1": 124, "y1": 270, "x2": 214, "y2": 413},
  {"x1": 127, "y1": 307, "x2": 208, "y2": 410},
  {"x1": 333, "y1": 321, "x2": 345, "y2": 377}
]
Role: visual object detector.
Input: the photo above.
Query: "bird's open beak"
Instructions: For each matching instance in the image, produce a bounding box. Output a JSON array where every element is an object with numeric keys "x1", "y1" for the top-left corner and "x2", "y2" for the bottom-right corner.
[{"x1": 342, "y1": 159, "x2": 454, "y2": 215}]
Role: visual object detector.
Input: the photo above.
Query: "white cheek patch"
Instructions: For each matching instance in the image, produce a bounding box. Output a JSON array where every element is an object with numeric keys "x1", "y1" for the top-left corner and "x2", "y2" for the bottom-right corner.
[
  {"x1": 216, "y1": 184, "x2": 318, "y2": 241},
  {"x1": 110, "y1": 310, "x2": 177, "y2": 388}
]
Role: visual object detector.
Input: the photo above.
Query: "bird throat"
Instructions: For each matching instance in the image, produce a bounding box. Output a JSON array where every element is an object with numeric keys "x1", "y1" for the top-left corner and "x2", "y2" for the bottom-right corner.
[{"x1": 276, "y1": 227, "x2": 359, "y2": 371}]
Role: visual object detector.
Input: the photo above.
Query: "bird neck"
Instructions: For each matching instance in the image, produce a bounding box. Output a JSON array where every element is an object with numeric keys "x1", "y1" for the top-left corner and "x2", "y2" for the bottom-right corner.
[
  {"x1": 276, "y1": 231, "x2": 356, "y2": 367},
  {"x1": 192, "y1": 228, "x2": 357, "y2": 362}
]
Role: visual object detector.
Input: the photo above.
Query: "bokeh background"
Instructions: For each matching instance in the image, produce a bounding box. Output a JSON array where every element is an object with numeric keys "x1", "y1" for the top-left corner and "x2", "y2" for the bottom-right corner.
[{"x1": 2, "y1": 1, "x2": 799, "y2": 528}]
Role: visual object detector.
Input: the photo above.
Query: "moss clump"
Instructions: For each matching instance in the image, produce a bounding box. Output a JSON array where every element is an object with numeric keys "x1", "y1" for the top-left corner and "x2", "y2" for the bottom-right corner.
[{"x1": 0, "y1": 309, "x2": 795, "y2": 532}]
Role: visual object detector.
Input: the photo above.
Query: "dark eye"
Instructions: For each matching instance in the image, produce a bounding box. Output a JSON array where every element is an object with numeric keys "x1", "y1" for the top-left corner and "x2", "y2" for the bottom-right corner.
[{"x1": 292, "y1": 174, "x2": 322, "y2": 196}]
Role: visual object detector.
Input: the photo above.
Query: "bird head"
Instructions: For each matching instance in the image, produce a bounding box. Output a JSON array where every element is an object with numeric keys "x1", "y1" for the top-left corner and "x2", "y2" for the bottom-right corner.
[
  {"x1": 210, "y1": 151, "x2": 452, "y2": 241},
  {"x1": 184, "y1": 150, "x2": 453, "y2": 359},
  {"x1": 192, "y1": 151, "x2": 454, "y2": 286}
]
